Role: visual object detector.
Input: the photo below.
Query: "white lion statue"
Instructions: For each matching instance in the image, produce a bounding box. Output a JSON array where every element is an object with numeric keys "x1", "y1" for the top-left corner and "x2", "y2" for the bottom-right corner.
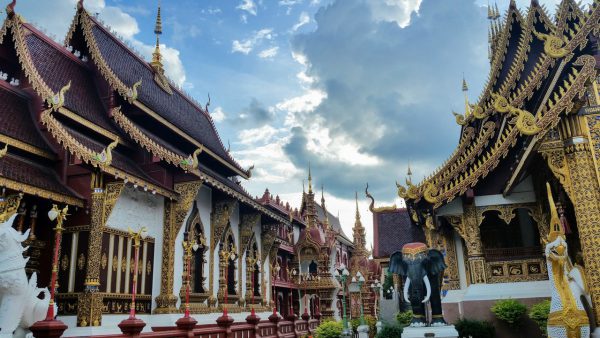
[{"x1": 0, "y1": 211, "x2": 54, "y2": 338}]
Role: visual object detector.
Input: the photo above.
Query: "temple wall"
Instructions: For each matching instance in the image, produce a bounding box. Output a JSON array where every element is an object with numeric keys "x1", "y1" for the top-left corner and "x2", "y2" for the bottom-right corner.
[{"x1": 104, "y1": 185, "x2": 164, "y2": 310}]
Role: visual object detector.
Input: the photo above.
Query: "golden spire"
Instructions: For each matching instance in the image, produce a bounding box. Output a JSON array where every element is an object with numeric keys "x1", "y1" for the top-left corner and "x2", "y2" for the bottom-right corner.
[
  {"x1": 321, "y1": 184, "x2": 325, "y2": 206},
  {"x1": 407, "y1": 162, "x2": 413, "y2": 182},
  {"x1": 546, "y1": 183, "x2": 565, "y2": 242},
  {"x1": 308, "y1": 162, "x2": 313, "y2": 194},
  {"x1": 355, "y1": 191, "x2": 360, "y2": 221},
  {"x1": 151, "y1": 0, "x2": 164, "y2": 74},
  {"x1": 463, "y1": 76, "x2": 471, "y2": 116}
]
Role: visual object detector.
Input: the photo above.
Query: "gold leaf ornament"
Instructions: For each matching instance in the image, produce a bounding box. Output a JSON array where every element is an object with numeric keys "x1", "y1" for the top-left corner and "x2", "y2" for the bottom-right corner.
[
  {"x1": 533, "y1": 30, "x2": 568, "y2": 59},
  {"x1": 423, "y1": 181, "x2": 440, "y2": 204}
]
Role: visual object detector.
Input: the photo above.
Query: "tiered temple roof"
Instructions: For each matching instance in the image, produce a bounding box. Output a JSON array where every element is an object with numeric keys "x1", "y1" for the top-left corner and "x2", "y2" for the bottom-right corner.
[
  {"x1": 398, "y1": 0, "x2": 600, "y2": 210},
  {"x1": 0, "y1": 0, "x2": 288, "y2": 223}
]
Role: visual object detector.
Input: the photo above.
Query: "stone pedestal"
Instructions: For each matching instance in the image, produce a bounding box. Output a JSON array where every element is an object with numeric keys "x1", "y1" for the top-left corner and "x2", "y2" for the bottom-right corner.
[{"x1": 401, "y1": 325, "x2": 458, "y2": 338}]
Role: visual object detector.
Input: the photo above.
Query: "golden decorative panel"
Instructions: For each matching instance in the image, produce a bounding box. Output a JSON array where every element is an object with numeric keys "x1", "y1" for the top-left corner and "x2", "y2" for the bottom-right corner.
[{"x1": 486, "y1": 258, "x2": 548, "y2": 283}]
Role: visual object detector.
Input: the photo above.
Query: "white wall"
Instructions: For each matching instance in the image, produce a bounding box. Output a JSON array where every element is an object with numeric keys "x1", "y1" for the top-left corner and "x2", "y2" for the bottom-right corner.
[{"x1": 104, "y1": 185, "x2": 164, "y2": 310}]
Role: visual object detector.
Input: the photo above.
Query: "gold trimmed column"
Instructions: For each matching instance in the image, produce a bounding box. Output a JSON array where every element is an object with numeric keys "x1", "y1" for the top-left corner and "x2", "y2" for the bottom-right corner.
[
  {"x1": 208, "y1": 199, "x2": 236, "y2": 307},
  {"x1": 154, "y1": 181, "x2": 202, "y2": 314},
  {"x1": 449, "y1": 205, "x2": 486, "y2": 284},
  {"x1": 77, "y1": 175, "x2": 124, "y2": 327},
  {"x1": 563, "y1": 115, "x2": 600, "y2": 324}
]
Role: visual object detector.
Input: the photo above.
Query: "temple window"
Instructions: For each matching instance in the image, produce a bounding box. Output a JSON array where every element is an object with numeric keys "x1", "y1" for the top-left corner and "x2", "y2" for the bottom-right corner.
[
  {"x1": 480, "y1": 208, "x2": 541, "y2": 261},
  {"x1": 309, "y1": 260, "x2": 318, "y2": 275}
]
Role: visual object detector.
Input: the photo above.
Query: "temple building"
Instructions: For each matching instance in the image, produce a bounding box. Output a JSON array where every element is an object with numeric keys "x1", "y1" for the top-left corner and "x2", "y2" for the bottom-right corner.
[
  {"x1": 0, "y1": 2, "x2": 380, "y2": 332},
  {"x1": 384, "y1": 0, "x2": 600, "y2": 327},
  {"x1": 0, "y1": 1, "x2": 312, "y2": 333}
]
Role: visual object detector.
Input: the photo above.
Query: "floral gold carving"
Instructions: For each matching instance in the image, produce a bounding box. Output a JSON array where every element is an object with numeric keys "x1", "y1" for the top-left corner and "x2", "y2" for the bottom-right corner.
[
  {"x1": 155, "y1": 181, "x2": 202, "y2": 314},
  {"x1": 78, "y1": 253, "x2": 86, "y2": 271},
  {"x1": 61, "y1": 254, "x2": 70, "y2": 271}
]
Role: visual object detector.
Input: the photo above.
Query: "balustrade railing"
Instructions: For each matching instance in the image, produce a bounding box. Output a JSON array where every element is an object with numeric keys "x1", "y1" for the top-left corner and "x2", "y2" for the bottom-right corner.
[
  {"x1": 483, "y1": 246, "x2": 543, "y2": 262},
  {"x1": 36, "y1": 313, "x2": 319, "y2": 338}
]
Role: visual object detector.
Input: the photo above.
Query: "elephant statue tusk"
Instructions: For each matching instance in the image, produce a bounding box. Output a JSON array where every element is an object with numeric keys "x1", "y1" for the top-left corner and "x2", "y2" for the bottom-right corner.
[
  {"x1": 404, "y1": 277, "x2": 411, "y2": 303},
  {"x1": 422, "y1": 275, "x2": 431, "y2": 303}
]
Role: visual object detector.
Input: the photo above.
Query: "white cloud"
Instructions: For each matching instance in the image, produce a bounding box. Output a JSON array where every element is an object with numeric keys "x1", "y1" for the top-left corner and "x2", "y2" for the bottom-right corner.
[
  {"x1": 258, "y1": 46, "x2": 279, "y2": 59},
  {"x1": 369, "y1": 0, "x2": 423, "y2": 28},
  {"x1": 231, "y1": 28, "x2": 274, "y2": 55},
  {"x1": 292, "y1": 12, "x2": 311, "y2": 31},
  {"x1": 276, "y1": 89, "x2": 326, "y2": 113},
  {"x1": 237, "y1": 0, "x2": 257, "y2": 16},
  {"x1": 233, "y1": 133, "x2": 300, "y2": 185},
  {"x1": 211, "y1": 106, "x2": 226, "y2": 122},
  {"x1": 279, "y1": 0, "x2": 303, "y2": 5},
  {"x1": 238, "y1": 125, "x2": 281, "y2": 145}
]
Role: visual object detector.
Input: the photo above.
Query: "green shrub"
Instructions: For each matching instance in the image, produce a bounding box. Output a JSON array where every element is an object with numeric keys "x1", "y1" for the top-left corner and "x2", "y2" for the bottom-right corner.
[
  {"x1": 454, "y1": 318, "x2": 496, "y2": 338},
  {"x1": 365, "y1": 315, "x2": 377, "y2": 334},
  {"x1": 376, "y1": 323, "x2": 403, "y2": 338},
  {"x1": 529, "y1": 300, "x2": 551, "y2": 336},
  {"x1": 491, "y1": 298, "x2": 527, "y2": 327},
  {"x1": 350, "y1": 318, "x2": 360, "y2": 332},
  {"x1": 396, "y1": 310, "x2": 413, "y2": 327},
  {"x1": 315, "y1": 320, "x2": 343, "y2": 338}
]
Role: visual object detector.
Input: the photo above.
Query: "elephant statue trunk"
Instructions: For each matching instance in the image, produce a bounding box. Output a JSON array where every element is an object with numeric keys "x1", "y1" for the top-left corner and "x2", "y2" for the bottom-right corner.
[{"x1": 390, "y1": 242, "x2": 448, "y2": 327}]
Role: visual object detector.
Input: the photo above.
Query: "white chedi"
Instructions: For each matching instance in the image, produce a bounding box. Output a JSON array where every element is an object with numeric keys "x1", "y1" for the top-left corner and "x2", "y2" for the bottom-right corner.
[{"x1": 0, "y1": 213, "x2": 54, "y2": 338}]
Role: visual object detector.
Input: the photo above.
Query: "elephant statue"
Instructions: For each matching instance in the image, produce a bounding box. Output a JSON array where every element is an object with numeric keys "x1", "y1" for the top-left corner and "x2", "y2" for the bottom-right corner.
[
  {"x1": 389, "y1": 242, "x2": 447, "y2": 327},
  {"x1": 0, "y1": 211, "x2": 54, "y2": 338}
]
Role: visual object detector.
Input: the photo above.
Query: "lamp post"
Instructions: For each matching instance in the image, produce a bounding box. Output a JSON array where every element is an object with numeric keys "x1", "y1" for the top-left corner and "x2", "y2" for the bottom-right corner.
[
  {"x1": 333, "y1": 265, "x2": 351, "y2": 337},
  {"x1": 246, "y1": 254, "x2": 261, "y2": 323},
  {"x1": 128, "y1": 226, "x2": 147, "y2": 319},
  {"x1": 217, "y1": 244, "x2": 237, "y2": 324},
  {"x1": 176, "y1": 231, "x2": 202, "y2": 330},
  {"x1": 370, "y1": 280, "x2": 382, "y2": 321},
  {"x1": 118, "y1": 226, "x2": 148, "y2": 334},
  {"x1": 287, "y1": 267, "x2": 298, "y2": 321},
  {"x1": 30, "y1": 205, "x2": 69, "y2": 337},
  {"x1": 370, "y1": 280, "x2": 382, "y2": 334},
  {"x1": 355, "y1": 271, "x2": 366, "y2": 325}
]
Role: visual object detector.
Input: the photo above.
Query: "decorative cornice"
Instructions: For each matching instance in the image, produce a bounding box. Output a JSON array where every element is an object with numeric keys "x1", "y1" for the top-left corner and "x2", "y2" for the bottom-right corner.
[
  {"x1": 77, "y1": 10, "x2": 139, "y2": 103},
  {"x1": 40, "y1": 109, "x2": 177, "y2": 199},
  {"x1": 5, "y1": 15, "x2": 55, "y2": 104},
  {"x1": 0, "y1": 134, "x2": 54, "y2": 159},
  {"x1": 111, "y1": 107, "x2": 186, "y2": 166},
  {"x1": 57, "y1": 107, "x2": 127, "y2": 146},
  {"x1": 0, "y1": 176, "x2": 84, "y2": 207},
  {"x1": 132, "y1": 100, "x2": 249, "y2": 179}
]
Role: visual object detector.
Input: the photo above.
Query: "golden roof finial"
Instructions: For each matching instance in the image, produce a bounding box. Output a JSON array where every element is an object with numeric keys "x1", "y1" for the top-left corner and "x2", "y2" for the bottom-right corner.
[
  {"x1": 487, "y1": 2, "x2": 494, "y2": 19},
  {"x1": 151, "y1": 0, "x2": 164, "y2": 74},
  {"x1": 308, "y1": 162, "x2": 313, "y2": 194},
  {"x1": 355, "y1": 191, "x2": 360, "y2": 221},
  {"x1": 407, "y1": 162, "x2": 413, "y2": 182},
  {"x1": 462, "y1": 75, "x2": 471, "y2": 116},
  {"x1": 494, "y1": 2, "x2": 501, "y2": 19},
  {"x1": 546, "y1": 182, "x2": 565, "y2": 242},
  {"x1": 321, "y1": 184, "x2": 325, "y2": 206}
]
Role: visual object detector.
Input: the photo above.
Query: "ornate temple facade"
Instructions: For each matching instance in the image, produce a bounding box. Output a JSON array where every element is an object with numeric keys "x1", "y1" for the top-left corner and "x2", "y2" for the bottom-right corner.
[
  {"x1": 384, "y1": 0, "x2": 600, "y2": 326},
  {"x1": 0, "y1": 1, "x2": 318, "y2": 332}
]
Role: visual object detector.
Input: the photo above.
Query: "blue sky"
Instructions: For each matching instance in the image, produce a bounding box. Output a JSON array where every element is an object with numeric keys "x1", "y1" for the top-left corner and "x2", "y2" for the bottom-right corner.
[{"x1": 12, "y1": 0, "x2": 587, "y2": 245}]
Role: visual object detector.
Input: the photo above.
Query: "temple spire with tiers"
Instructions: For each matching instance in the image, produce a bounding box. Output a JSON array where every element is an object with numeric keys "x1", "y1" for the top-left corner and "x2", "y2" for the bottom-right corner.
[
  {"x1": 151, "y1": 1, "x2": 164, "y2": 73},
  {"x1": 352, "y1": 191, "x2": 367, "y2": 255}
]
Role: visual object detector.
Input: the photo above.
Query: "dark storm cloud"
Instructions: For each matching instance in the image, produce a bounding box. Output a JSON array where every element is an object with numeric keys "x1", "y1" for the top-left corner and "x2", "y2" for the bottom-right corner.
[
  {"x1": 231, "y1": 97, "x2": 275, "y2": 127},
  {"x1": 285, "y1": 0, "x2": 490, "y2": 200}
]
